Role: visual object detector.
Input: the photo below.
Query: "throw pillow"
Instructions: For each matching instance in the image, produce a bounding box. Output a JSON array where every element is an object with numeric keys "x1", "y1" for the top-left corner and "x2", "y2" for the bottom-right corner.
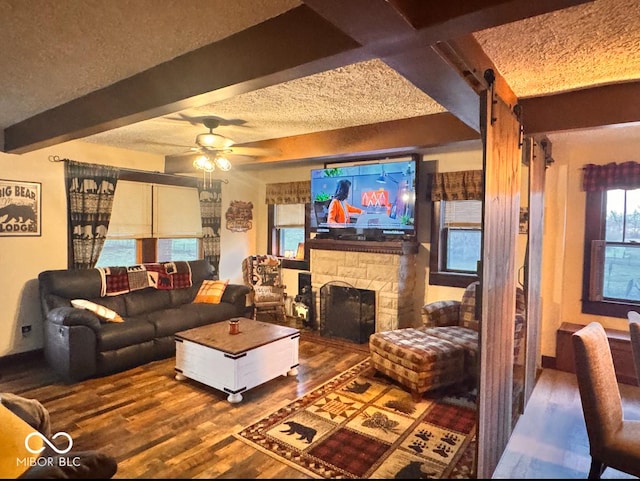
[
  {"x1": 193, "y1": 279, "x2": 229, "y2": 304},
  {"x1": 71, "y1": 299, "x2": 125, "y2": 323}
]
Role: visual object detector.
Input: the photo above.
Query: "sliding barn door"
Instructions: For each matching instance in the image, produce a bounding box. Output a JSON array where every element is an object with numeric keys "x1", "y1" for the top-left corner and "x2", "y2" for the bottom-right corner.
[
  {"x1": 477, "y1": 89, "x2": 522, "y2": 478},
  {"x1": 522, "y1": 137, "x2": 546, "y2": 406}
]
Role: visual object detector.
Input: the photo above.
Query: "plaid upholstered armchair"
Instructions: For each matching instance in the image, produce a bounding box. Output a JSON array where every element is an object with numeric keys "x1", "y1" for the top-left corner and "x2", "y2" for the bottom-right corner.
[
  {"x1": 241, "y1": 255, "x2": 287, "y2": 322},
  {"x1": 422, "y1": 281, "x2": 526, "y2": 365}
]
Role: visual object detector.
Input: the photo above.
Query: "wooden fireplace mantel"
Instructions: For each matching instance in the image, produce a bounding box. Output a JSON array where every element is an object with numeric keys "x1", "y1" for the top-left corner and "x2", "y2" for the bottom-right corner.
[{"x1": 307, "y1": 238, "x2": 419, "y2": 255}]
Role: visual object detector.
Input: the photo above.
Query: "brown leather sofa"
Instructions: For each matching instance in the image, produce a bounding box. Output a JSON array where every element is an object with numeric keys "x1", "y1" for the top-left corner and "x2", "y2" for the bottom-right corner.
[{"x1": 38, "y1": 260, "x2": 250, "y2": 382}]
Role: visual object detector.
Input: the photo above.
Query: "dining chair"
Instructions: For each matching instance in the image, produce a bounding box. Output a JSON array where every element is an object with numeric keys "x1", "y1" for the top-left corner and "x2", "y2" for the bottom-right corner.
[
  {"x1": 572, "y1": 322, "x2": 640, "y2": 479},
  {"x1": 628, "y1": 310, "x2": 640, "y2": 386}
]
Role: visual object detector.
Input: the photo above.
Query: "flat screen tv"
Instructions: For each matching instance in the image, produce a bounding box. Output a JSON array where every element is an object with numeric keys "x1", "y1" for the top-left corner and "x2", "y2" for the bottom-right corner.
[{"x1": 310, "y1": 156, "x2": 417, "y2": 241}]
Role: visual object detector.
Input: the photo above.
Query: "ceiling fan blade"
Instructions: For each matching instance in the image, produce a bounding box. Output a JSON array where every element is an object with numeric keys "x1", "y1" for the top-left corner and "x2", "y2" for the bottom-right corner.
[
  {"x1": 171, "y1": 147, "x2": 205, "y2": 158},
  {"x1": 226, "y1": 146, "x2": 281, "y2": 157},
  {"x1": 164, "y1": 113, "x2": 248, "y2": 127},
  {"x1": 135, "y1": 140, "x2": 193, "y2": 149}
]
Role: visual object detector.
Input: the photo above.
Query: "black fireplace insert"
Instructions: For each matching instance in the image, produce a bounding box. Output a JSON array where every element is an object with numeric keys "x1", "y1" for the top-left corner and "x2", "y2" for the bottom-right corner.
[{"x1": 320, "y1": 281, "x2": 375, "y2": 343}]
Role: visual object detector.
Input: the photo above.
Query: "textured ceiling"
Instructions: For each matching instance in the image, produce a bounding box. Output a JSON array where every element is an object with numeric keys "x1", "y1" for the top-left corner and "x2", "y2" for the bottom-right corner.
[
  {"x1": 84, "y1": 59, "x2": 445, "y2": 156},
  {"x1": 0, "y1": 0, "x2": 300, "y2": 127},
  {"x1": 2, "y1": 0, "x2": 639, "y2": 162},
  {"x1": 474, "y1": 0, "x2": 640, "y2": 97}
]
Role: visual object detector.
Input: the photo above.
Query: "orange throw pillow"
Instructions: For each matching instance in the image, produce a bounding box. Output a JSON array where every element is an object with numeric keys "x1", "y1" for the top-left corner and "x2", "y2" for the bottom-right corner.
[{"x1": 194, "y1": 279, "x2": 229, "y2": 304}]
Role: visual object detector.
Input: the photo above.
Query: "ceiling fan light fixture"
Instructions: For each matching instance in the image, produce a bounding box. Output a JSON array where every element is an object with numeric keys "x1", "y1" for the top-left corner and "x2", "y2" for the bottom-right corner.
[
  {"x1": 214, "y1": 155, "x2": 232, "y2": 171},
  {"x1": 195, "y1": 132, "x2": 234, "y2": 149},
  {"x1": 193, "y1": 154, "x2": 214, "y2": 172}
]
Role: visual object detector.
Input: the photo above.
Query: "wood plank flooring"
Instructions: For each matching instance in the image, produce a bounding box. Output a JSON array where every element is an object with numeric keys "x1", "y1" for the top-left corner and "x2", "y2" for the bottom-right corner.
[
  {"x1": 4, "y1": 320, "x2": 640, "y2": 479},
  {"x1": 0, "y1": 332, "x2": 368, "y2": 479},
  {"x1": 495, "y1": 367, "x2": 640, "y2": 479}
]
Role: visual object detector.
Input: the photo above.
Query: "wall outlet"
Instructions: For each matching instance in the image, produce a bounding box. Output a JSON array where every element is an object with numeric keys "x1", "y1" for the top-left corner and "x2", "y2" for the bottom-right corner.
[{"x1": 21, "y1": 325, "x2": 32, "y2": 336}]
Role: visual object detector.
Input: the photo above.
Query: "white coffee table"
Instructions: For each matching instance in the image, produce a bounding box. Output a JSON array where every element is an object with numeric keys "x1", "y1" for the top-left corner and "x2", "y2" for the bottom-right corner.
[{"x1": 174, "y1": 318, "x2": 300, "y2": 403}]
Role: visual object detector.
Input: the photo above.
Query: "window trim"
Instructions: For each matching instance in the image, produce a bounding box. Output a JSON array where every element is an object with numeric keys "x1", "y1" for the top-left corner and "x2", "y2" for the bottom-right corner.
[
  {"x1": 429, "y1": 200, "x2": 479, "y2": 288},
  {"x1": 582, "y1": 189, "x2": 640, "y2": 318}
]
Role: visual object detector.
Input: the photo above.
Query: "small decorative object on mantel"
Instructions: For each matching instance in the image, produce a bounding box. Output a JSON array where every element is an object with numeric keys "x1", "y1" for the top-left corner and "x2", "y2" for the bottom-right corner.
[
  {"x1": 0, "y1": 179, "x2": 41, "y2": 237},
  {"x1": 225, "y1": 200, "x2": 253, "y2": 232}
]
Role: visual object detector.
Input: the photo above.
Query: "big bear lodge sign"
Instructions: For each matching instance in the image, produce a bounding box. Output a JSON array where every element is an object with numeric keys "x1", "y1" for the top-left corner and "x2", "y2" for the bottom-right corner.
[{"x1": 0, "y1": 180, "x2": 41, "y2": 236}]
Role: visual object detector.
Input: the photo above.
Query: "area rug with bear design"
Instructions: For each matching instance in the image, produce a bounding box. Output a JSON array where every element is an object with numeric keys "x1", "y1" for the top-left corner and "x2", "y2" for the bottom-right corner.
[{"x1": 234, "y1": 358, "x2": 476, "y2": 478}]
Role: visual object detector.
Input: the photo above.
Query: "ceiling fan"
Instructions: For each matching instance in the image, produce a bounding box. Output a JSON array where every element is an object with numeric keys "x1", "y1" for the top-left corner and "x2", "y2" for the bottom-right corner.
[{"x1": 173, "y1": 116, "x2": 278, "y2": 173}]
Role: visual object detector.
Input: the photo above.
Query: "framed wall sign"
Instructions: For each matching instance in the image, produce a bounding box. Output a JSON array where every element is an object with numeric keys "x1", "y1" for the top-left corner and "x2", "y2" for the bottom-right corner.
[
  {"x1": 225, "y1": 200, "x2": 253, "y2": 232},
  {"x1": 0, "y1": 179, "x2": 42, "y2": 237}
]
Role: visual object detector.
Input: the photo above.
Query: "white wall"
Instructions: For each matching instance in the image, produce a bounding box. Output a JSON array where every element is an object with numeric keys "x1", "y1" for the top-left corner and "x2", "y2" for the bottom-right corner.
[
  {"x1": 540, "y1": 127, "x2": 640, "y2": 357},
  {"x1": 0, "y1": 140, "x2": 163, "y2": 356}
]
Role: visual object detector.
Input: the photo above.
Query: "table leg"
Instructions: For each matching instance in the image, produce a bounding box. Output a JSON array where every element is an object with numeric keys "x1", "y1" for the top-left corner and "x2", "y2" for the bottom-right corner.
[{"x1": 227, "y1": 393, "x2": 243, "y2": 403}]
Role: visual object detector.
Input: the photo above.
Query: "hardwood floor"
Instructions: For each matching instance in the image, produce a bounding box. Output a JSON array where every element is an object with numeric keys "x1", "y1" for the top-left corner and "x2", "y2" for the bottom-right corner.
[
  {"x1": 0, "y1": 331, "x2": 368, "y2": 479},
  {"x1": 4, "y1": 318, "x2": 639, "y2": 479},
  {"x1": 495, "y1": 368, "x2": 640, "y2": 479}
]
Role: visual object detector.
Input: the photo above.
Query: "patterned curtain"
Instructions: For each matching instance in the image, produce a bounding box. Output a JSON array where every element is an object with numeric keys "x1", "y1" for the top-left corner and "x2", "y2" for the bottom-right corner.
[
  {"x1": 582, "y1": 161, "x2": 640, "y2": 191},
  {"x1": 265, "y1": 180, "x2": 311, "y2": 204},
  {"x1": 430, "y1": 170, "x2": 483, "y2": 201},
  {"x1": 64, "y1": 160, "x2": 119, "y2": 269},
  {"x1": 197, "y1": 179, "x2": 222, "y2": 277}
]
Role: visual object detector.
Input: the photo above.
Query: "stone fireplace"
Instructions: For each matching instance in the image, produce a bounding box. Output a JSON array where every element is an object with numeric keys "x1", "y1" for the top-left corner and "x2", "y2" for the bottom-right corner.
[{"x1": 308, "y1": 239, "x2": 418, "y2": 333}]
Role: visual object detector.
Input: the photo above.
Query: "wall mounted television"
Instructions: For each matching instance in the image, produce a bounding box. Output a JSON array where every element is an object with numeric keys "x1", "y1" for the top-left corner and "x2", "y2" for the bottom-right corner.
[{"x1": 310, "y1": 155, "x2": 418, "y2": 242}]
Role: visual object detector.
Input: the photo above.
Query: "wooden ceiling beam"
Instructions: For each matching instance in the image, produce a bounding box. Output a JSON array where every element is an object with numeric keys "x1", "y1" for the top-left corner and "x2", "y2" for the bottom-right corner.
[
  {"x1": 3, "y1": 6, "x2": 371, "y2": 154},
  {"x1": 521, "y1": 81, "x2": 640, "y2": 134},
  {"x1": 4, "y1": 0, "x2": 598, "y2": 155},
  {"x1": 164, "y1": 112, "x2": 480, "y2": 173}
]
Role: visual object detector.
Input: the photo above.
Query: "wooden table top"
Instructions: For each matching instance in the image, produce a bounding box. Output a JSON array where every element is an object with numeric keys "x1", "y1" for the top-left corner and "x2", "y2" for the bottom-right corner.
[{"x1": 175, "y1": 318, "x2": 300, "y2": 355}]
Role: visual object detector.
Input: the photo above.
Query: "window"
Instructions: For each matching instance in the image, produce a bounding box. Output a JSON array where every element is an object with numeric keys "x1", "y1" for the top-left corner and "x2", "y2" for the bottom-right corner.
[
  {"x1": 157, "y1": 238, "x2": 199, "y2": 262},
  {"x1": 96, "y1": 181, "x2": 202, "y2": 266},
  {"x1": 271, "y1": 204, "x2": 305, "y2": 257},
  {"x1": 583, "y1": 188, "x2": 640, "y2": 316},
  {"x1": 96, "y1": 239, "x2": 138, "y2": 267},
  {"x1": 430, "y1": 199, "x2": 482, "y2": 287}
]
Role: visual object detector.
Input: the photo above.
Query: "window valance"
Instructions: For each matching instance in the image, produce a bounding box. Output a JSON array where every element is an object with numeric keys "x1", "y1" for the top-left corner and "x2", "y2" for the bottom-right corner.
[
  {"x1": 582, "y1": 161, "x2": 640, "y2": 192},
  {"x1": 430, "y1": 170, "x2": 483, "y2": 201},
  {"x1": 265, "y1": 181, "x2": 311, "y2": 204}
]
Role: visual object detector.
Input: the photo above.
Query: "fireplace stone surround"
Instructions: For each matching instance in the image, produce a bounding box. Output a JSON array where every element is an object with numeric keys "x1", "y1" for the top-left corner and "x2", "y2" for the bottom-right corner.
[{"x1": 308, "y1": 239, "x2": 418, "y2": 334}]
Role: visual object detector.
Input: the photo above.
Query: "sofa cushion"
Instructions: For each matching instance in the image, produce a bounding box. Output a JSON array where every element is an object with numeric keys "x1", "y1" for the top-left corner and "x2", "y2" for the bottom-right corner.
[
  {"x1": 96, "y1": 317, "x2": 156, "y2": 352},
  {"x1": 147, "y1": 307, "x2": 206, "y2": 337},
  {"x1": 168, "y1": 285, "x2": 198, "y2": 307},
  {"x1": 190, "y1": 302, "x2": 240, "y2": 325},
  {"x1": 124, "y1": 288, "x2": 171, "y2": 317},
  {"x1": 148, "y1": 302, "x2": 238, "y2": 337},
  {"x1": 425, "y1": 326, "x2": 479, "y2": 378}
]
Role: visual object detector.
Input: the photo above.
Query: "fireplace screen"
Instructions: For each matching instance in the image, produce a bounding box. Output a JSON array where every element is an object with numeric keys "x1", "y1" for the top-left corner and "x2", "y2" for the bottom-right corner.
[{"x1": 320, "y1": 281, "x2": 375, "y2": 343}]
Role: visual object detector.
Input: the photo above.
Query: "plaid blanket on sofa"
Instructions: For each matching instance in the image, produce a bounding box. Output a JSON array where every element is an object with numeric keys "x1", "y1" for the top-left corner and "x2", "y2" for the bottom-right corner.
[{"x1": 98, "y1": 261, "x2": 192, "y2": 297}]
